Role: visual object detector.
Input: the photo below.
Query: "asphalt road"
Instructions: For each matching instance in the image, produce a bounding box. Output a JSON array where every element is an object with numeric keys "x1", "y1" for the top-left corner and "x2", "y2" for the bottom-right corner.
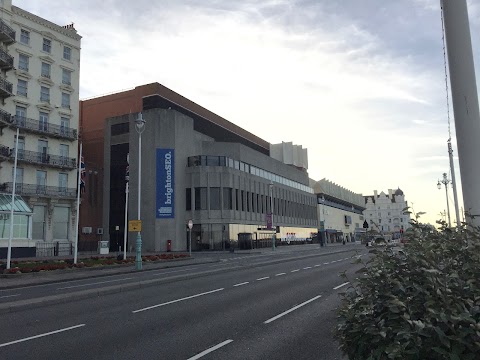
[{"x1": 0, "y1": 247, "x2": 365, "y2": 360}]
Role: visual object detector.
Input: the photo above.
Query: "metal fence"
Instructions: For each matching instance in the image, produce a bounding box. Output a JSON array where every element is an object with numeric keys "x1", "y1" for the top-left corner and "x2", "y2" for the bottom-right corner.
[{"x1": 36, "y1": 241, "x2": 73, "y2": 257}]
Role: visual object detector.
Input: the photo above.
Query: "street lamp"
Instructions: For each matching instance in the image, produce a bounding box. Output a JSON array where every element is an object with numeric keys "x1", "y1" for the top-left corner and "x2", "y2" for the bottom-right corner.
[
  {"x1": 437, "y1": 173, "x2": 451, "y2": 227},
  {"x1": 134, "y1": 112, "x2": 146, "y2": 270}
]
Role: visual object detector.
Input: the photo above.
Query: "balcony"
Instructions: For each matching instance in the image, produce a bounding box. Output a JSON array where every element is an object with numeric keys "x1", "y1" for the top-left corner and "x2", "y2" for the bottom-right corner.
[
  {"x1": 0, "y1": 182, "x2": 77, "y2": 199},
  {"x1": 0, "y1": 114, "x2": 77, "y2": 141},
  {"x1": 0, "y1": 75, "x2": 13, "y2": 98},
  {"x1": 10, "y1": 149, "x2": 77, "y2": 170},
  {"x1": 0, "y1": 19, "x2": 15, "y2": 45},
  {"x1": 0, "y1": 47, "x2": 13, "y2": 70}
]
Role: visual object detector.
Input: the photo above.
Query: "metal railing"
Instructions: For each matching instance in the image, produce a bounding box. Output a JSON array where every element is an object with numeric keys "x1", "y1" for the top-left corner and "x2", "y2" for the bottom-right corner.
[
  {"x1": 10, "y1": 148, "x2": 77, "y2": 169},
  {"x1": 0, "y1": 75, "x2": 13, "y2": 97},
  {"x1": 0, "y1": 182, "x2": 77, "y2": 199},
  {"x1": 36, "y1": 241, "x2": 73, "y2": 257},
  {"x1": 0, "y1": 115, "x2": 78, "y2": 140},
  {"x1": 0, "y1": 47, "x2": 13, "y2": 69},
  {"x1": 0, "y1": 19, "x2": 15, "y2": 44}
]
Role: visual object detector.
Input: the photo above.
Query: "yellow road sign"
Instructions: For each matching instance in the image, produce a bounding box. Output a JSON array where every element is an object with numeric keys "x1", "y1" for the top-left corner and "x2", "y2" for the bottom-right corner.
[{"x1": 128, "y1": 220, "x2": 142, "y2": 232}]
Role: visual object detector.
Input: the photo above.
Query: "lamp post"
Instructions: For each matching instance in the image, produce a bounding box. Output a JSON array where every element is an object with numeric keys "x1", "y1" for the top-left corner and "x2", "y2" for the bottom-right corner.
[
  {"x1": 134, "y1": 113, "x2": 146, "y2": 270},
  {"x1": 437, "y1": 173, "x2": 451, "y2": 227}
]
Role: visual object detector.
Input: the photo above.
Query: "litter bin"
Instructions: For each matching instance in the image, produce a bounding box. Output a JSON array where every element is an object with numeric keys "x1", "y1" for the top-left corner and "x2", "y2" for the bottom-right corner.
[
  {"x1": 167, "y1": 240, "x2": 172, "y2": 252},
  {"x1": 99, "y1": 241, "x2": 109, "y2": 255}
]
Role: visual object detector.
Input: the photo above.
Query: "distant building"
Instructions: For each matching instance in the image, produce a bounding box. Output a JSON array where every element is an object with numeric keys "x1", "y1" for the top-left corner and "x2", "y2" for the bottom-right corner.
[
  {"x1": 311, "y1": 179, "x2": 366, "y2": 244},
  {"x1": 363, "y1": 188, "x2": 411, "y2": 237},
  {"x1": 0, "y1": 0, "x2": 81, "y2": 257}
]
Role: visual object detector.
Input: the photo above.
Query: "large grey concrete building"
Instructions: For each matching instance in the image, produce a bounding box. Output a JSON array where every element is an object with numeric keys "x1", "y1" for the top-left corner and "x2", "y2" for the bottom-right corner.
[{"x1": 83, "y1": 84, "x2": 318, "y2": 252}]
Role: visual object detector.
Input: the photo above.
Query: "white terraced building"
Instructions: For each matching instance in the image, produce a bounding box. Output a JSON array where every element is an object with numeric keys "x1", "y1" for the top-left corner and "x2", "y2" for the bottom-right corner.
[
  {"x1": 363, "y1": 188, "x2": 411, "y2": 238},
  {"x1": 0, "y1": 0, "x2": 81, "y2": 257}
]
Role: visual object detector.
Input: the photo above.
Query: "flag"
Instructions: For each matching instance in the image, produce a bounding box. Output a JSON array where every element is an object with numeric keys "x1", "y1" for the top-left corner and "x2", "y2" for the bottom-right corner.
[{"x1": 80, "y1": 156, "x2": 86, "y2": 194}]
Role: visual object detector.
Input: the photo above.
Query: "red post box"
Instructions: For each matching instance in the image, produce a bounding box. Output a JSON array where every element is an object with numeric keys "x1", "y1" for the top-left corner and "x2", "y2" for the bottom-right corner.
[{"x1": 167, "y1": 240, "x2": 172, "y2": 252}]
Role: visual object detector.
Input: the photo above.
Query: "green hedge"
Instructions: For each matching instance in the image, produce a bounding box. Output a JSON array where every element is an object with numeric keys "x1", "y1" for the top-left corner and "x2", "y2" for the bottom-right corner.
[{"x1": 335, "y1": 221, "x2": 480, "y2": 359}]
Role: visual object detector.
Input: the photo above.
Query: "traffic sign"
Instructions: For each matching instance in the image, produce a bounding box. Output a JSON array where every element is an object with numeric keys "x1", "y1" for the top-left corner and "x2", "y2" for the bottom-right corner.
[
  {"x1": 128, "y1": 220, "x2": 142, "y2": 232},
  {"x1": 188, "y1": 219, "x2": 193, "y2": 229}
]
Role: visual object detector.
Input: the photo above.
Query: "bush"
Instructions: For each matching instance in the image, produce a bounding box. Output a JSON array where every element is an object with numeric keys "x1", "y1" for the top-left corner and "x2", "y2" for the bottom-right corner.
[{"x1": 335, "y1": 220, "x2": 480, "y2": 360}]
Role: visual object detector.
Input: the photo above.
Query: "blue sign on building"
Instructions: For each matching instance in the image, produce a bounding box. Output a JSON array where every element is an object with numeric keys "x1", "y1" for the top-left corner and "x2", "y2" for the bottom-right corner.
[{"x1": 156, "y1": 148, "x2": 174, "y2": 218}]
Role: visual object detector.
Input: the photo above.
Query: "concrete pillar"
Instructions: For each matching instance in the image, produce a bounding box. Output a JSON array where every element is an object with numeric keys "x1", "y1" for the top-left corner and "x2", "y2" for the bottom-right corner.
[{"x1": 442, "y1": 0, "x2": 480, "y2": 225}]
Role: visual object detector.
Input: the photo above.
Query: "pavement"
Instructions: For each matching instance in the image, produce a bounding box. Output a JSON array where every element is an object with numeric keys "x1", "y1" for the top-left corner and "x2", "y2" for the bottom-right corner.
[{"x1": 0, "y1": 243, "x2": 364, "y2": 314}]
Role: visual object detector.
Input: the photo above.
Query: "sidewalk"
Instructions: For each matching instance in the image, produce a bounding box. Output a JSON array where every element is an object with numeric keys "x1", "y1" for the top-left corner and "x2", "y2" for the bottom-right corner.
[{"x1": 0, "y1": 243, "x2": 361, "y2": 290}]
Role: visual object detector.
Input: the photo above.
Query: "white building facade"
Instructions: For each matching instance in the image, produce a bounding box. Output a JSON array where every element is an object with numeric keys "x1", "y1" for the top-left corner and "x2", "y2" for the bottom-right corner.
[
  {"x1": 363, "y1": 188, "x2": 411, "y2": 238},
  {"x1": 0, "y1": 0, "x2": 81, "y2": 254},
  {"x1": 312, "y1": 179, "x2": 366, "y2": 244}
]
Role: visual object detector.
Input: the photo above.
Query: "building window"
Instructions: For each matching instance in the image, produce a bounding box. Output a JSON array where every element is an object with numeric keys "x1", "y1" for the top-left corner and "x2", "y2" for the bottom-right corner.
[
  {"x1": 58, "y1": 173, "x2": 68, "y2": 192},
  {"x1": 63, "y1": 46, "x2": 71, "y2": 60},
  {"x1": 39, "y1": 112, "x2": 49, "y2": 132},
  {"x1": 401, "y1": 218, "x2": 404, "y2": 222},
  {"x1": 17, "y1": 79, "x2": 27, "y2": 97},
  {"x1": 20, "y1": 29, "x2": 30, "y2": 44},
  {"x1": 37, "y1": 139, "x2": 48, "y2": 163},
  {"x1": 241, "y1": 190, "x2": 245, "y2": 212},
  {"x1": 53, "y1": 207, "x2": 69, "y2": 239},
  {"x1": 43, "y1": 38, "x2": 52, "y2": 53},
  {"x1": 40, "y1": 86, "x2": 50, "y2": 103},
  {"x1": 59, "y1": 144, "x2": 69, "y2": 165},
  {"x1": 194, "y1": 187, "x2": 207, "y2": 210},
  {"x1": 60, "y1": 117, "x2": 70, "y2": 135},
  {"x1": 223, "y1": 188, "x2": 232, "y2": 210},
  {"x1": 18, "y1": 54, "x2": 29, "y2": 71},
  {"x1": 62, "y1": 68, "x2": 72, "y2": 85},
  {"x1": 235, "y1": 189, "x2": 239, "y2": 211},
  {"x1": 210, "y1": 187, "x2": 221, "y2": 210},
  {"x1": 15, "y1": 106, "x2": 26, "y2": 126},
  {"x1": 41, "y1": 62, "x2": 51, "y2": 78},
  {"x1": 36, "y1": 170, "x2": 47, "y2": 194},
  {"x1": 185, "y1": 188, "x2": 191, "y2": 211},
  {"x1": 61, "y1": 92, "x2": 70, "y2": 108}
]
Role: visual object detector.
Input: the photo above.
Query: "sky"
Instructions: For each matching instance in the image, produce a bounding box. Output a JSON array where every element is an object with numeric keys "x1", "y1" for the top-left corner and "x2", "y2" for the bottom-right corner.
[{"x1": 13, "y1": 0, "x2": 480, "y2": 226}]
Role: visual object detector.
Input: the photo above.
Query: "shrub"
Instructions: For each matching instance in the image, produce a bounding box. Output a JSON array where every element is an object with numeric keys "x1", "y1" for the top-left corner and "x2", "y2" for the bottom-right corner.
[{"x1": 335, "y1": 220, "x2": 480, "y2": 360}]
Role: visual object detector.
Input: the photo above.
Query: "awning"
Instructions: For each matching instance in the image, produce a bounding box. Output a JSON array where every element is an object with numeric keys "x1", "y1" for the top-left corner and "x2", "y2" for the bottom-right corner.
[
  {"x1": 325, "y1": 229, "x2": 337, "y2": 234},
  {"x1": 0, "y1": 193, "x2": 33, "y2": 214}
]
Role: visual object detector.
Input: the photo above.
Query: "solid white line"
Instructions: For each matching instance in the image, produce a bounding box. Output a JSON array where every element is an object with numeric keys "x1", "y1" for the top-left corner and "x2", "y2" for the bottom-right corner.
[
  {"x1": 275, "y1": 273, "x2": 286, "y2": 276},
  {"x1": 132, "y1": 288, "x2": 224, "y2": 313},
  {"x1": 0, "y1": 294, "x2": 20, "y2": 299},
  {"x1": 256, "y1": 276, "x2": 270, "y2": 281},
  {"x1": 333, "y1": 282, "x2": 350, "y2": 290},
  {"x1": 313, "y1": 264, "x2": 321, "y2": 267},
  {"x1": 152, "y1": 268, "x2": 195, "y2": 276},
  {"x1": 291, "y1": 269, "x2": 300, "y2": 273},
  {"x1": 187, "y1": 339, "x2": 233, "y2": 360},
  {"x1": 233, "y1": 282, "x2": 249, "y2": 287},
  {"x1": 57, "y1": 277, "x2": 134, "y2": 290},
  {"x1": 264, "y1": 295, "x2": 322, "y2": 324},
  {"x1": 0, "y1": 324, "x2": 85, "y2": 348}
]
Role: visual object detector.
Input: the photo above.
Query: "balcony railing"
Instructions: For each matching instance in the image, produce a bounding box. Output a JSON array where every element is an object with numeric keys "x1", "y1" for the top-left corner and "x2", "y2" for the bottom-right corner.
[
  {"x1": 0, "y1": 182, "x2": 77, "y2": 199},
  {"x1": 0, "y1": 47, "x2": 13, "y2": 70},
  {"x1": 0, "y1": 114, "x2": 77, "y2": 140},
  {"x1": 0, "y1": 75, "x2": 13, "y2": 98},
  {"x1": 0, "y1": 19, "x2": 15, "y2": 45},
  {"x1": 11, "y1": 149, "x2": 77, "y2": 170}
]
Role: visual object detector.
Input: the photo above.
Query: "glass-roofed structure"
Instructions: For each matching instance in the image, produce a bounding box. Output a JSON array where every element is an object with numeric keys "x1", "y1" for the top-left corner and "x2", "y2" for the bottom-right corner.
[{"x1": 0, "y1": 194, "x2": 33, "y2": 258}]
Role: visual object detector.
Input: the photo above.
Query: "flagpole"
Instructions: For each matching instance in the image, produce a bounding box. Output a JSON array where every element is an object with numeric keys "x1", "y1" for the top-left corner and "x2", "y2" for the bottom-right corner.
[
  {"x1": 6, "y1": 127, "x2": 20, "y2": 270},
  {"x1": 74, "y1": 142, "x2": 82, "y2": 265}
]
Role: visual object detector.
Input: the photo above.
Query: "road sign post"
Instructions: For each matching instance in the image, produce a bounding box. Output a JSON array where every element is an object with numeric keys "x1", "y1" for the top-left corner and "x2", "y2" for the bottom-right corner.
[{"x1": 188, "y1": 220, "x2": 193, "y2": 257}]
